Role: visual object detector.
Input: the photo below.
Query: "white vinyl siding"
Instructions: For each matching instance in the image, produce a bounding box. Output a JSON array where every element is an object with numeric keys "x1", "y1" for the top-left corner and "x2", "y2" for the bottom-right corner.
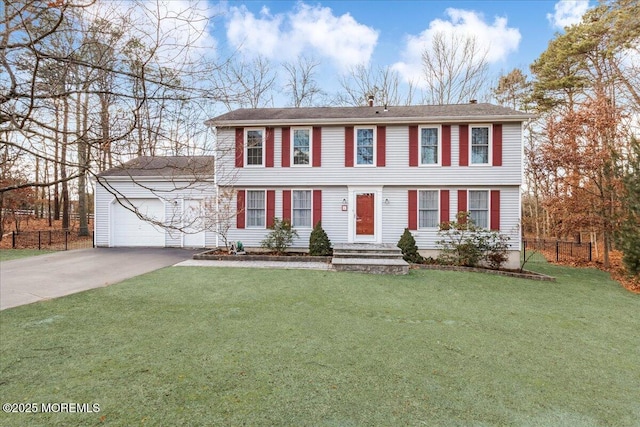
[
  {"x1": 292, "y1": 190, "x2": 312, "y2": 228},
  {"x1": 246, "y1": 190, "x2": 265, "y2": 228}
]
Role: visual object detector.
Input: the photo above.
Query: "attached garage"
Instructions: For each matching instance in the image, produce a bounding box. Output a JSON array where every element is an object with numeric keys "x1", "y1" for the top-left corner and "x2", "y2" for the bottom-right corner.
[
  {"x1": 111, "y1": 198, "x2": 165, "y2": 247},
  {"x1": 94, "y1": 156, "x2": 217, "y2": 248}
]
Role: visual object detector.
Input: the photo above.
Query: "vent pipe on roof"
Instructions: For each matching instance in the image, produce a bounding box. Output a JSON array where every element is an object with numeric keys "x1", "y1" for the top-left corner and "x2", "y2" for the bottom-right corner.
[
  {"x1": 470, "y1": 99, "x2": 477, "y2": 104},
  {"x1": 368, "y1": 95, "x2": 374, "y2": 107}
]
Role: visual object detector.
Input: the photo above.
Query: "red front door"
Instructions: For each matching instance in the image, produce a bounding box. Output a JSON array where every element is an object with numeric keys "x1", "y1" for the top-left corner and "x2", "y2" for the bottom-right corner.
[{"x1": 356, "y1": 193, "x2": 375, "y2": 235}]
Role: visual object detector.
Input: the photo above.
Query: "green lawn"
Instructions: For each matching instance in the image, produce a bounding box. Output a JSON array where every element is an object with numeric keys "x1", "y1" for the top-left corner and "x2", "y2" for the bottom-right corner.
[
  {"x1": 0, "y1": 249, "x2": 56, "y2": 261},
  {"x1": 0, "y1": 261, "x2": 638, "y2": 426}
]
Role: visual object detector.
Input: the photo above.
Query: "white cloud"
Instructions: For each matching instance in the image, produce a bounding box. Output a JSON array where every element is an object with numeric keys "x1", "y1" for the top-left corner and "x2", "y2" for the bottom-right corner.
[
  {"x1": 225, "y1": 2, "x2": 378, "y2": 70},
  {"x1": 392, "y1": 8, "x2": 521, "y2": 85},
  {"x1": 547, "y1": 0, "x2": 590, "y2": 29}
]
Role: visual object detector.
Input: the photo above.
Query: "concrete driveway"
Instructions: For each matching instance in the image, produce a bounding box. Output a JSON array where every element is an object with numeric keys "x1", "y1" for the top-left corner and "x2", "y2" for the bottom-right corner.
[{"x1": 0, "y1": 248, "x2": 199, "y2": 310}]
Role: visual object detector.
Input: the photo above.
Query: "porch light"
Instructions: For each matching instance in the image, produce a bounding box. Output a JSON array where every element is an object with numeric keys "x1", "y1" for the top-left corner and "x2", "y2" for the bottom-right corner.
[{"x1": 384, "y1": 198, "x2": 390, "y2": 205}]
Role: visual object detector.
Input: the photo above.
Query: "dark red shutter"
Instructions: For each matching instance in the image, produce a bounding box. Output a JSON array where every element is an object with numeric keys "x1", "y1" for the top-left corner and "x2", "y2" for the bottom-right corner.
[
  {"x1": 377, "y1": 126, "x2": 386, "y2": 167},
  {"x1": 408, "y1": 190, "x2": 417, "y2": 230},
  {"x1": 442, "y1": 125, "x2": 451, "y2": 166},
  {"x1": 490, "y1": 190, "x2": 500, "y2": 230},
  {"x1": 313, "y1": 190, "x2": 322, "y2": 227},
  {"x1": 493, "y1": 124, "x2": 502, "y2": 166},
  {"x1": 236, "y1": 190, "x2": 245, "y2": 229},
  {"x1": 266, "y1": 127, "x2": 274, "y2": 167},
  {"x1": 409, "y1": 125, "x2": 418, "y2": 167},
  {"x1": 440, "y1": 190, "x2": 450, "y2": 224},
  {"x1": 235, "y1": 128, "x2": 244, "y2": 168},
  {"x1": 459, "y1": 124, "x2": 468, "y2": 166},
  {"x1": 282, "y1": 190, "x2": 291, "y2": 221},
  {"x1": 345, "y1": 126, "x2": 354, "y2": 167},
  {"x1": 282, "y1": 127, "x2": 290, "y2": 167},
  {"x1": 457, "y1": 189, "x2": 467, "y2": 223},
  {"x1": 313, "y1": 127, "x2": 322, "y2": 167},
  {"x1": 266, "y1": 190, "x2": 275, "y2": 227}
]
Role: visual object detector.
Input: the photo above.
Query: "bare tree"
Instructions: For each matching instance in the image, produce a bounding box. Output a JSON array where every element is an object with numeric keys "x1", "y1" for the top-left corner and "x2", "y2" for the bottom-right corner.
[
  {"x1": 335, "y1": 64, "x2": 416, "y2": 106},
  {"x1": 421, "y1": 31, "x2": 490, "y2": 104},
  {"x1": 214, "y1": 55, "x2": 276, "y2": 110},
  {"x1": 282, "y1": 56, "x2": 325, "y2": 107}
]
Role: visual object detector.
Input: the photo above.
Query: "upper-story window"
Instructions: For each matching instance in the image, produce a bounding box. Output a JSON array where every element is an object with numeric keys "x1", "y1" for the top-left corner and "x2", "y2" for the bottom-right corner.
[
  {"x1": 469, "y1": 190, "x2": 489, "y2": 228},
  {"x1": 419, "y1": 190, "x2": 439, "y2": 228},
  {"x1": 293, "y1": 128, "x2": 311, "y2": 166},
  {"x1": 420, "y1": 126, "x2": 439, "y2": 165},
  {"x1": 246, "y1": 128, "x2": 264, "y2": 166},
  {"x1": 356, "y1": 127, "x2": 375, "y2": 166},
  {"x1": 471, "y1": 126, "x2": 490, "y2": 164}
]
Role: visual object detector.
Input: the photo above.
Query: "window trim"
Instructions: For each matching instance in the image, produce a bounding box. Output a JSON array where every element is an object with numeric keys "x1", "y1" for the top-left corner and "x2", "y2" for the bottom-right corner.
[
  {"x1": 419, "y1": 125, "x2": 441, "y2": 166},
  {"x1": 468, "y1": 189, "x2": 490, "y2": 228},
  {"x1": 245, "y1": 189, "x2": 266, "y2": 229},
  {"x1": 291, "y1": 127, "x2": 313, "y2": 167},
  {"x1": 244, "y1": 127, "x2": 265, "y2": 167},
  {"x1": 418, "y1": 189, "x2": 440, "y2": 229},
  {"x1": 469, "y1": 124, "x2": 492, "y2": 166},
  {"x1": 354, "y1": 126, "x2": 376, "y2": 167},
  {"x1": 291, "y1": 189, "x2": 313, "y2": 229}
]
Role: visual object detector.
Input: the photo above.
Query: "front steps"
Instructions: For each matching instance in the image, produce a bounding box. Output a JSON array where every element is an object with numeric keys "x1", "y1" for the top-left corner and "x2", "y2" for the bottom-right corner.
[{"x1": 331, "y1": 243, "x2": 409, "y2": 275}]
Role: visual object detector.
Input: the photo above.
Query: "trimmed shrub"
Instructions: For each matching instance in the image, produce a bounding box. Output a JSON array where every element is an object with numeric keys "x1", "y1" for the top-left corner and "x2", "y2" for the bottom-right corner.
[
  {"x1": 397, "y1": 228, "x2": 423, "y2": 263},
  {"x1": 309, "y1": 221, "x2": 332, "y2": 256},
  {"x1": 261, "y1": 218, "x2": 298, "y2": 254}
]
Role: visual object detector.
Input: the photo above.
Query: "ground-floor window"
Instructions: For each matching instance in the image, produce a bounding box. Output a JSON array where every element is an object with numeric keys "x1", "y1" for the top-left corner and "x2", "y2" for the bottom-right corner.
[
  {"x1": 246, "y1": 190, "x2": 265, "y2": 228},
  {"x1": 419, "y1": 190, "x2": 439, "y2": 228},
  {"x1": 469, "y1": 190, "x2": 489, "y2": 228},
  {"x1": 292, "y1": 190, "x2": 312, "y2": 228}
]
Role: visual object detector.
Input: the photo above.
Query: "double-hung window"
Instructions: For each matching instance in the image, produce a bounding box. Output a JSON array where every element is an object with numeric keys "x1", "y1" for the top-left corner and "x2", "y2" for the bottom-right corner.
[
  {"x1": 293, "y1": 128, "x2": 311, "y2": 166},
  {"x1": 356, "y1": 127, "x2": 375, "y2": 165},
  {"x1": 246, "y1": 190, "x2": 265, "y2": 228},
  {"x1": 420, "y1": 127, "x2": 439, "y2": 165},
  {"x1": 292, "y1": 190, "x2": 312, "y2": 228},
  {"x1": 246, "y1": 129, "x2": 264, "y2": 166},
  {"x1": 469, "y1": 190, "x2": 489, "y2": 228},
  {"x1": 419, "y1": 190, "x2": 439, "y2": 228},
  {"x1": 471, "y1": 126, "x2": 490, "y2": 164}
]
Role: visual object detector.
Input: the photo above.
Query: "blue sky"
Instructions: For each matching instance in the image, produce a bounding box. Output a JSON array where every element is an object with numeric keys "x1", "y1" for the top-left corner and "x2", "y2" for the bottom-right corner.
[
  {"x1": 198, "y1": 0, "x2": 592, "y2": 102},
  {"x1": 109, "y1": 0, "x2": 592, "y2": 105}
]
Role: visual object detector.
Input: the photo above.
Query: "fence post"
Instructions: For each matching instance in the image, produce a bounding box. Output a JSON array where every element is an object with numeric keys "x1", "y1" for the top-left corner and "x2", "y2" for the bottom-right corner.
[
  {"x1": 556, "y1": 241, "x2": 559, "y2": 262},
  {"x1": 38, "y1": 231, "x2": 41, "y2": 250},
  {"x1": 12, "y1": 231, "x2": 16, "y2": 249},
  {"x1": 589, "y1": 242, "x2": 592, "y2": 262},
  {"x1": 65, "y1": 230, "x2": 68, "y2": 250}
]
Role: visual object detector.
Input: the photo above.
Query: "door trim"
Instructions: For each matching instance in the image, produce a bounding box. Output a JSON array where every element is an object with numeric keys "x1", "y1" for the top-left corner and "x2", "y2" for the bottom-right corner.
[{"x1": 348, "y1": 186, "x2": 383, "y2": 243}]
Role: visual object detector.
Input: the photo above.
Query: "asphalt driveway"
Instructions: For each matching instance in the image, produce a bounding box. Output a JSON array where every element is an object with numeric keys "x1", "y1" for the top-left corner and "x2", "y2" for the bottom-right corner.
[{"x1": 0, "y1": 248, "x2": 199, "y2": 310}]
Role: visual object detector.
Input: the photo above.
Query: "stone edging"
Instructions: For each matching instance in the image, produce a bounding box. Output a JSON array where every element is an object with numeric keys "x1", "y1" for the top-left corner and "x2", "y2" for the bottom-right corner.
[
  {"x1": 193, "y1": 251, "x2": 332, "y2": 263},
  {"x1": 411, "y1": 264, "x2": 556, "y2": 281}
]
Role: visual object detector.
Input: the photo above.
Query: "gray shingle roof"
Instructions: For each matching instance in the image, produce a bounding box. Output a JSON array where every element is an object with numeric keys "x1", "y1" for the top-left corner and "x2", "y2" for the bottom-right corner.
[
  {"x1": 206, "y1": 103, "x2": 533, "y2": 126},
  {"x1": 98, "y1": 156, "x2": 214, "y2": 178}
]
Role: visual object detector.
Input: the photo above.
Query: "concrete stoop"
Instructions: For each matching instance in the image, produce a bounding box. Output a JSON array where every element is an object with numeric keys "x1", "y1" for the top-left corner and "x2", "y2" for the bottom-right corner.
[{"x1": 331, "y1": 243, "x2": 409, "y2": 275}]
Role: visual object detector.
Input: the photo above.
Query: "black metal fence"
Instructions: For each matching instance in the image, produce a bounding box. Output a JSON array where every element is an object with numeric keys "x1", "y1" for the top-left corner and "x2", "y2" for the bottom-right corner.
[
  {"x1": 11, "y1": 230, "x2": 94, "y2": 251},
  {"x1": 523, "y1": 238, "x2": 592, "y2": 263}
]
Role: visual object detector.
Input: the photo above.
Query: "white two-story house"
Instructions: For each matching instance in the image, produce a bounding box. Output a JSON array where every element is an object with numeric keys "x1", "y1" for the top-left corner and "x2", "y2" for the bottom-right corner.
[{"x1": 207, "y1": 103, "x2": 530, "y2": 268}]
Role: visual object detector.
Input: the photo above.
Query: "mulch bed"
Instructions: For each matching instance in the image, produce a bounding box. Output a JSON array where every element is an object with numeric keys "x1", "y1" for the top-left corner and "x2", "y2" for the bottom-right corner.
[{"x1": 193, "y1": 249, "x2": 332, "y2": 263}]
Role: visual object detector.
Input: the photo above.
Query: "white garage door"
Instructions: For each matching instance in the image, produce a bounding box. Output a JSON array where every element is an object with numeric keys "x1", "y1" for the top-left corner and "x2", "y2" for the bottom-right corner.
[
  {"x1": 111, "y1": 198, "x2": 165, "y2": 247},
  {"x1": 183, "y1": 199, "x2": 206, "y2": 248}
]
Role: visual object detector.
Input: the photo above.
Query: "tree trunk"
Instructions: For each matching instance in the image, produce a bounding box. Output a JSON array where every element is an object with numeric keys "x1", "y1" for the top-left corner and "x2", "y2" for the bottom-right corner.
[{"x1": 61, "y1": 96, "x2": 70, "y2": 230}]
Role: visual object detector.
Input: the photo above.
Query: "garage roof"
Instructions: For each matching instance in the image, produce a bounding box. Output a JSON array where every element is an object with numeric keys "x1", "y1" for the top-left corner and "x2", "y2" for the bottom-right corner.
[{"x1": 98, "y1": 156, "x2": 215, "y2": 178}]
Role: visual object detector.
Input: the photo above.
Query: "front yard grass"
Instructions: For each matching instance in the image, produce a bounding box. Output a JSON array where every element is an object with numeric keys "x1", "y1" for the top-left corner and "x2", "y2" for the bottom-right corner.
[
  {"x1": 0, "y1": 249, "x2": 56, "y2": 262},
  {"x1": 0, "y1": 261, "x2": 638, "y2": 426}
]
